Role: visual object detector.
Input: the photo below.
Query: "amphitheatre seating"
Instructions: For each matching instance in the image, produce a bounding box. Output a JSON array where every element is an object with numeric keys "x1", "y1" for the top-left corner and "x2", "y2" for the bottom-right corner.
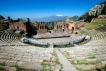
[
  {"x1": 88, "y1": 30, "x2": 106, "y2": 40},
  {"x1": 0, "y1": 45, "x2": 53, "y2": 70},
  {"x1": 96, "y1": 26, "x2": 106, "y2": 32},
  {"x1": 59, "y1": 31, "x2": 106, "y2": 71},
  {"x1": 0, "y1": 30, "x2": 28, "y2": 46},
  {"x1": 0, "y1": 31, "x2": 19, "y2": 43},
  {"x1": 0, "y1": 30, "x2": 61, "y2": 71}
]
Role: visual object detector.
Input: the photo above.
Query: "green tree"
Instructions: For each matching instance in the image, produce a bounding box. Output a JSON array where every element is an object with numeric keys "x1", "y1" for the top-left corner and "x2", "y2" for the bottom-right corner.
[
  {"x1": 46, "y1": 22, "x2": 54, "y2": 30},
  {"x1": 7, "y1": 16, "x2": 13, "y2": 21},
  {"x1": 101, "y1": 4, "x2": 106, "y2": 15},
  {"x1": 0, "y1": 15, "x2": 5, "y2": 20}
]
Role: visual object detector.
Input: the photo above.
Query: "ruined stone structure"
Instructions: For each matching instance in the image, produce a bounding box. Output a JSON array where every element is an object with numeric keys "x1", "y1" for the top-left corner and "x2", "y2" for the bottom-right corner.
[
  {"x1": 0, "y1": 20, "x2": 4, "y2": 31},
  {"x1": 9, "y1": 20, "x2": 48, "y2": 34},
  {"x1": 0, "y1": 19, "x2": 9, "y2": 31},
  {"x1": 9, "y1": 20, "x2": 26, "y2": 32},
  {"x1": 75, "y1": 21, "x2": 85, "y2": 30},
  {"x1": 54, "y1": 17, "x2": 75, "y2": 33},
  {"x1": 54, "y1": 21, "x2": 69, "y2": 32},
  {"x1": 66, "y1": 17, "x2": 75, "y2": 33},
  {"x1": 33, "y1": 22, "x2": 48, "y2": 33},
  {"x1": 8, "y1": 17, "x2": 85, "y2": 34}
]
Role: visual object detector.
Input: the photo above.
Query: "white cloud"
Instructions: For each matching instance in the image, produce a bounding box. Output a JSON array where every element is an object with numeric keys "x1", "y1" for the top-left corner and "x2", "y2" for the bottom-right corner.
[{"x1": 56, "y1": 14, "x2": 63, "y2": 16}]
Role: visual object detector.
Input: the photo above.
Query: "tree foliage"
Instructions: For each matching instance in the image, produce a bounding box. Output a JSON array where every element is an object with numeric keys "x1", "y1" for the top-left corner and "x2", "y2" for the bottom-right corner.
[
  {"x1": 46, "y1": 22, "x2": 54, "y2": 30},
  {"x1": 0, "y1": 15, "x2": 5, "y2": 20},
  {"x1": 26, "y1": 18, "x2": 37, "y2": 37},
  {"x1": 101, "y1": 4, "x2": 106, "y2": 15},
  {"x1": 0, "y1": 22, "x2": 9, "y2": 31},
  {"x1": 78, "y1": 12, "x2": 96, "y2": 22}
]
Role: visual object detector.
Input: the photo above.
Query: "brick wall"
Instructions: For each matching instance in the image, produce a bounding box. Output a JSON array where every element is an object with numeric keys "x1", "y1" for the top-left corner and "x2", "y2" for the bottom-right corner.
[{"x1": 9, "y1": 21, "x2": 26, "y2": 32}]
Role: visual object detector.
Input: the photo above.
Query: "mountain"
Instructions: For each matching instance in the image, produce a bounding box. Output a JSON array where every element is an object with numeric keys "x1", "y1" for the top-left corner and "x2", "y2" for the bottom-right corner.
[
  {"x1": 89, "y1": 1, "x2": 106, "y2": 16},
  {"x1": 33, "y1": 16, "x2": 68, "y2": 22},
  {"x1": 32, "y1": 15, "x2": 79, "y2": 22},
  {"x1": 72, "y1": 16, "x2": 79, "y2": 21},
  {"x1": 78, "y1": 1, "x2": 106, "y2": 22}
]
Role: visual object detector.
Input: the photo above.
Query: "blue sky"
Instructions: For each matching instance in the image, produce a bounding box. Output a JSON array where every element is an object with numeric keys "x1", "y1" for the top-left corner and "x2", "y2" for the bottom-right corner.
[{"x1": 0, "y1": 0, "x2": 102, "y2": 18}]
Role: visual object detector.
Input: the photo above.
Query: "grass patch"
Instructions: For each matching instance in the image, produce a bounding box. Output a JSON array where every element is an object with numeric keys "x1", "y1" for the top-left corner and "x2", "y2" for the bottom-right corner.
[
  {"x1": 80, "y1": 31, "x2": 89, "y2": 35},
  {"x1": 0, "y1": 66, "x2": 6, "y2": 71},
  {"x1": 88, "y1": 53, "x2": 96, "y2": 59},
  {"x1": 12, "y1": 65, "x2": 35, "y2": 71},
  {"x1": 76, "y1": 64, "x2": 104, "y2": 71},
  {"x1": 72, "y1": 59, "x2": 101, "y2": 65},
  {"x1": 41, "y1": 60, "x2": 51, "y2": 71},
  {"x1": 0, "y1": 62, "x2": 5, "y2": 66},
  {"x1": 41, "y1": 50, "x2": 62, "y2": 71},
  {"x1": 85, "y1": 19, "x2": 106, "y2": 30}
]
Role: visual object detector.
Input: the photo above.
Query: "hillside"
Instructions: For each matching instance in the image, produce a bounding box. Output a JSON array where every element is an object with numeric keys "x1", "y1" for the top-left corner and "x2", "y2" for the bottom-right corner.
[
  {"x1": 79, "y1": 1, "x2": 106, "y2": 22},
  {"x1": 89, "y1": 1, "x2": 106, "y2": 16},
  {"x1": 84, "y1": 18, "x2": 106, "y2": 30}
]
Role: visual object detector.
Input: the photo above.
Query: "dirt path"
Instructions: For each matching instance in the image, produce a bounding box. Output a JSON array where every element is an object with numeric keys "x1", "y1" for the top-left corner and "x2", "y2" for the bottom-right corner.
[{"x1": 55, "y1": 49, "x2": 78, "y2": 71}]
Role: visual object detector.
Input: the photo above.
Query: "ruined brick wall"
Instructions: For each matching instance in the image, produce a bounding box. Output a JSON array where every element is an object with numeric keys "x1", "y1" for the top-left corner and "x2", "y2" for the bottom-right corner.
[
  {"x1": 54, "y1": 22, "x2": 69, "y2": 32},
  {"x1": 9, "y1": 21, "x2": 26, "y2": 32},
  {"x1": 33, "y1": 23, "x2": 47, "y2": 33}
]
